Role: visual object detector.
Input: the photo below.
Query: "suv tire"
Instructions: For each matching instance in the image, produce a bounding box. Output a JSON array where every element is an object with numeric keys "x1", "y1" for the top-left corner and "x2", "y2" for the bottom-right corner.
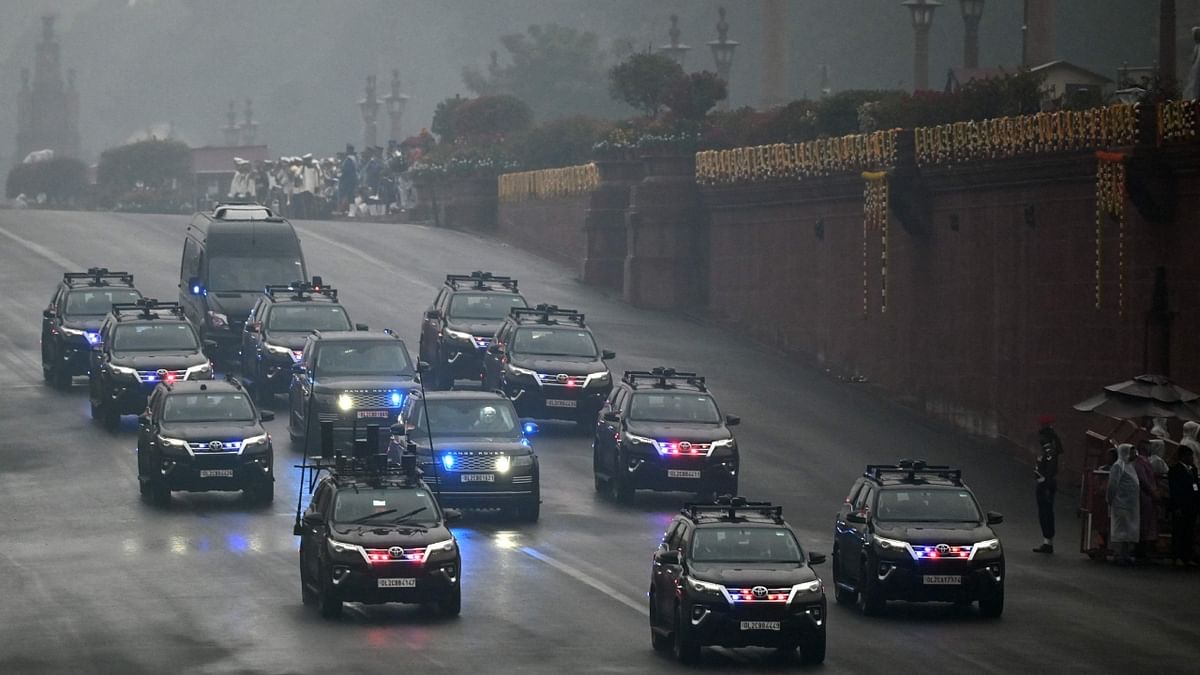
[
  {"x1": 798, "y1": 630, "x2": 826, "y2": 665},
  {"x1": 832, "y1": 550, "x2": 856, "y2": 605},
  {"x1": 672, "y1": 605, "x2": 700, "y2": 663},
  {"x1": 318, "y1": 566, "x2": 343, "y2": 619},
  {"x1": 300, "y1": 551, "x2": 317, "y2": 605},
  {"x1": 608, "y1": 468, "x2": 633, "y2": 503},
  {"x1": 649, "y1": 594, "x2": 671, "y2": 652},
  {"x1": 438, "y1": 584, "x2": 462, "y2": 617},
  {"x1": 515, "y1": 495, "x2": 540, "y2": 523},
  {"x1": 978, "y1": 587, "x2": 1004, "y2": 618},
  {"x1": 857, "y1": 560, "x2": 885, "y2": 616},
  {"x1": 149, "y1": 479, "x2": 171, "y2": 507}
]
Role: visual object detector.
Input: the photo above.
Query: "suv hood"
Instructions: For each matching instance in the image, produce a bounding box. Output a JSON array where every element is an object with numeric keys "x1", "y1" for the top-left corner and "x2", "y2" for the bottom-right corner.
[
  {"x1": 158, "y1": 421, "x2": 264, "y2": 441},
  {"x1": 261, "y1": 331, "x2": 311, "y2": 350},
  {"x1": 446, "y1": 321, "x2": 503, "y2": 339},
  {"x1": 313, "y1": 376, "x2": 419, "y2": 394},
  {"x1": 689, "y1": 561, "x2": 818, "y2": 588},
  {"x1": 110, "y1": 352, "x2": 207, "y2": 370},
  {"x1": 626, "y1": 422, "x2": 731, "y2": 443},
  {"x1": 411, "y1": 436, "x2": 530, "y2": 454},
  {"x1": 63, "y1": 318, "x2": 104, "y2": 331},
  {"x1": 874, "y1": 522, "x2": 995, "y2": 546},
  {"x1": 510, "y1": 355, "x2": 605, "y2": 376},
  {"x1": 330, "y1": 523, "x2": 453, "y2": 548},
  {"x1": 205, "y1": 293, "x2": 257, "y2": 321}
]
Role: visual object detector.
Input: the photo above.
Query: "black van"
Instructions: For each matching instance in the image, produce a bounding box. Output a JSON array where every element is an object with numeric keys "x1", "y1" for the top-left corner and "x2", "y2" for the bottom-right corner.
[{"x1": 179, "y1": 204, "x2": 307, "y2": 364}]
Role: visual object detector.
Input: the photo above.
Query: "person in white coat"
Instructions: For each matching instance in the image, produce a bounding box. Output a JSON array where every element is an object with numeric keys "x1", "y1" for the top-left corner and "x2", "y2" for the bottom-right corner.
[
  {"x1": 1107, "y1": 443, "x2": 1141, "y2": 565},
  {"x1": 228, "y1": 158, "x2": 256, "y2": 199}
]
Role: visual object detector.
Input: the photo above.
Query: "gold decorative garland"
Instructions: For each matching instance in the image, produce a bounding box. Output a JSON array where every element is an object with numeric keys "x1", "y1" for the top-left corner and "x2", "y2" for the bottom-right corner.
[
  {"x1": 1095, "y1": 151, "x2": 1127, "y2": 315},
  {"x1": 695, "y1": 130, "x2": 899, "y2": 186},
  {"x1": 862, "y1": 171, "x2": 889, "y2": 316},
  {"x1": 498, "y1": 163, "x2": 600, "y2": 202},
  {"x1": 914, "y1": 104, "x2": 1139, "y2": 166},
  {"x1": 1157, "y1": 100, "x2": 1198, "y2": 144}
]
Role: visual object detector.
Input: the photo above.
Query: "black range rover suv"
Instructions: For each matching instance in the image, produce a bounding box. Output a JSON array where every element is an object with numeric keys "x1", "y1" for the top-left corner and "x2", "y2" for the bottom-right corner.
[
  {"x1": 136, "y1": 378, "x2": 274, "y2": 506},
  {"x1": 419, "y1": 271, "x2": 527, "y2": 389},
  {"x1": 482, "y1": 305, "x2": 614, "y2": 429},
  {"x1": 649, "y1": 498, "x2": 827, "y2": 665},
  {"x1": 593, "y1": 368, "x2": 740, "y2": 503},
  {"x1": 41, "y1": 268, "x2": 143, "y2": 388},
  {"x1": 832, "y1": 461, "x2": 1005, "y2": 617}
]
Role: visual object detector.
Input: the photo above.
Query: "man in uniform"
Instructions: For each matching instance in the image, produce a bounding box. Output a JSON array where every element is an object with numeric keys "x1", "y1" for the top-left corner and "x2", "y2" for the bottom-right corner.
[{"x1": 1033, "y1": 414, "x2": 1062, "y2": 553}]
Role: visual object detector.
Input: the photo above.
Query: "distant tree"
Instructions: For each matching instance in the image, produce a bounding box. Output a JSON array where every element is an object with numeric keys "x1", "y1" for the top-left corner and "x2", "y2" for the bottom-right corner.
[
  {"x1": 451, "y1": 95, "x2": 534, "y2": 141},
  {"x1": 5, "y1": 157, "x2": 88, "y2": 204},
  {"x1": 432, "y1": 96, "x2": 468, "y2": 143},
  {"x1": 463, "y1": 24, "x2": 630, "y2": 121},
  {"x1": 608, "y1": 52, "x2": 683, "y2": 118},
  {"x1": 97, "y1": 139, "x2": 191, "y2": 192},
  {"x1": 513, "y1": 115, "x2": 611, "y2": 169},
  {"x1": 664, "y1": 71, "x2": 728, "y2": 122}
]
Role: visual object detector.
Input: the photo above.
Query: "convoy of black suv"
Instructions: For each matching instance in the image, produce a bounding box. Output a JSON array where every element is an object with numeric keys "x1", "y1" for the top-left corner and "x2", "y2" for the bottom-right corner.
[
  {"x1": 420, "y1": 272, "x2": 527, "y2": 389},
  {"x1": 649, "y1": 498, "x2": 827, "y2": 664},
  {"x1": 42, "y1": 268, "x2": 143, "y2": 388},
  {"x1": 593, "y1": 368, "x2": 739, "y2": 503},
  {"x1": 832, "y1": 461, "x2": 1005, "y2": 617}
]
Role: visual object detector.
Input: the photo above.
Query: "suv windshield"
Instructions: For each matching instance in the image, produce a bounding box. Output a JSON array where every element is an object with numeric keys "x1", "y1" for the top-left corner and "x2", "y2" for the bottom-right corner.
[
  {"x1": 315, "y1": 341, "x2": 412, "y2": 376},
  {"x1": 267, "y1": 305, "x2": 351, "y2": 332},
  {"x1": 332, "y1": 488, "x2": 439, "y2": 525},
  {"x1": 208, "y1": 256, "x2": 304, "y2": 292},
  {"x1": 875, "y1": 488, "x2": 983, "y2": 523},
  {"x1": 691, "y1": 527, "x2": 804, "y2": 564},
  {"x1": 163, "y1": 392, "x2": 255, "y2": 422},
  {"x1": 65, "y1": 289, "x2": 142, "y2": 316},
  {"x1": 410, "y1": 398, "x2": 519, "y2": 437},
  {"x1": 449, "y1": 293, "x2": 526, "y2": 321},
  {"x1": 512, "y1": 327, "x2": 597, "y2": 358},
  {"x1": 113, "y1": 323, "x2": 199, "y2": 353},
  {"x1": 630, "y1": 392, "x2": 720, "y2": 423}
]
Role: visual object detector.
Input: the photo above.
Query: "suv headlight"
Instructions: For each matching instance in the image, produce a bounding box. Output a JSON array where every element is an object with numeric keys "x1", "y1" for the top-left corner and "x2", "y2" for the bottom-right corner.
[
  {"x1": 241, "y1": 433, "x2": 269, "y2": 450},
  {"x1": 185, "y1": 362, "x2": 212, "y2": 379},
  {"x1": 506, "y1": 364, "x2": 536, "y2": 377},
  {"x1": 510, "y1": 454, "x2": 534, "y2": 469},
  {"x1": 711, "y1": 438, "x2": 736, "y2": 449},
  {"x1": 337, "y1": 393, "x2": 353, "y2": 411},
  {"x1": 970, "y1": 538, "x2": 1001, "y2": 560},
  {"x1": 157, "y1": 435, "x2": 189, "y2": 449},
  {"x1": 585, "y1": 371, "x2": 610, "y2": 386},
  {"x1": 328, "y1": 538, "x2": 364, "y2": 557},
  {"x1": 625, "y1": 433, "x2": 655, "y2": 447},
  {"x1": 873, "y1": 535, "x2": 912, "y2": 555},
  {"x1": 426, "y1": 538, "x2": 457, "y2": 556},
  {"x1": 264, "y1": 342, "x2": 292, "y2": 355},
  {"x1": 109, "y1": 363, "x2": 138, "y2": 376},
  {"x1": 60, "y1": 326, "x2": 86, "y2": 337},
  {"x1": 444, "y1": 329, "x2": 473, "y2": 341},
  {"x1": 787, "y1": 579, "x2": 823, "y2": 603},
  {"x1": 688, "y1": 577, "x2": 724, "y2": 594},
  {"x1": 207, "y1": 311, "x2": 229, "y2": 329}
]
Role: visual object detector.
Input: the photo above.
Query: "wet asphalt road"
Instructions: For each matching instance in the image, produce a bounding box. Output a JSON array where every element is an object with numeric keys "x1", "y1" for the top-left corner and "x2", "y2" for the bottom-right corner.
[{"x1": 0, "y1": 210, "x2": 1197, "y2": 674}]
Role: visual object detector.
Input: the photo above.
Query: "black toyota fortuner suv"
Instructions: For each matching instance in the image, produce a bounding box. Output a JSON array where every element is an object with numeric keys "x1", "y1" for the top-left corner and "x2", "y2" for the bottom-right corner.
[
  {"x1": 649, "y1": 497, "x2": 827, "y2": 665},
  {"x1": 390, "y1": 390, "x2": 540, "y2": 522},
  {"x1": 593, "y1": 368, "x2": 740, "y2": 503},
  {"x1": 481, "y1": 305, "x2": 614, "y2": 429},
  {"x1": 295, "y1": 454, "x2": 462, "y2": 619},
  {"x1": 41, "y1": 268, "x2": 143, "y2": 388},
  {"x1": 136, "y1": 379, "x2": 274, "y2": 506},
  {"x1": 89, "y1": 299, "x2": 213, "y2": 430},
  {"x1": 419, "y1": 271, "x2": 527, "y2": 389},
  {"x1": 832, "y1": 461, "x2": 1005, "y2": 617}
]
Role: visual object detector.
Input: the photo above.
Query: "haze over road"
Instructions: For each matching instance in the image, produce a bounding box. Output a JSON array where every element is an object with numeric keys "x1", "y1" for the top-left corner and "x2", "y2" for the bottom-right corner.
[{"x1": 1, "y1": 210, "x2": 1197, "y2": 673}]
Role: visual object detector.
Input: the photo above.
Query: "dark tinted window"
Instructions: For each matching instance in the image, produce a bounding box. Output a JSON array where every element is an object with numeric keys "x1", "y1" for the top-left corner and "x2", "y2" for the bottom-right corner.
[
  {"x1": 64, "y1": 289, "x2": 142, "y2": 316},
  {"x1": 512, "y1": 327, "x2": 597, "y2": 357},
  {"x1": 113, "y1": 323, "x2": 199, "y2": 353},
  {"x1": 267, "y1": 305, "x2": 351, "y2": 331},
  {"x1": 162, "y1": 392, "x2": 255, "y2": 422},
  {"x1": 315, "y1": 341, "x2": 412, "y2": 376},
  {"x1": 410, "y1": 398, "x2": 519, "y2": 437},
  {"x1": 691, "y1": 527, "x2": 803, "y2": 563},
  {"x1": 448, "y1": 293, "x2": 527, "y2": 321},
  {"x1": 208, "y1": 256, "x2": 304, "y2": 292},
  {"x1": 629, "y1": 392, "x2": 720, "y2": 423},
  {"x1": 332, "y1": 488, "x2": 438, "y2": 525},
  {"x1": 875, "y1": 488, "x2": 983, "y2": 523}
]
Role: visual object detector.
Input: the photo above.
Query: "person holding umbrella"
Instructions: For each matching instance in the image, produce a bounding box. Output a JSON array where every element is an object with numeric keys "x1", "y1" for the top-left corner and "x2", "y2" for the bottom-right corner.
[{"x1": 1033, "y1": 414, "x2": 1063, "y2": 554}]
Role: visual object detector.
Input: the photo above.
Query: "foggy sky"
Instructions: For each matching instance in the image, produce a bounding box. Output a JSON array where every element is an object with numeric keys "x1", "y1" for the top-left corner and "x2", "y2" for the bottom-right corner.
[{"x1": 0, "y1": 1, "x2": 1168, "y2": 166}]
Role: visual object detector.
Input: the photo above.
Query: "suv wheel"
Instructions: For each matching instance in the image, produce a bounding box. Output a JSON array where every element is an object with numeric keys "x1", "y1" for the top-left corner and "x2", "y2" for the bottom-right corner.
[
  {"x1": 672, "y1": 604, "x2": 700, "y2": 663},
  {"x1": 438, "y1": 584, "x2": 462, "y2": 617},
  {"x1": 608, "y1": 468, "x2": 633, "y2": 503},
  {"x1": 857, "y1": 559, "x2": 885, "y2": 616},
  {"x1": 515, "y1": 495, "x2": 540, "y2": 523},
  {"x1": 798, "y1": 630, "x2": 827, "y2": 665},
  {"x1": 649, "y1": 594, "x2": 671, "y2": 652},
  {"x1": 978, "y1": 586, "x2": 1004, "y2": 618},
  {"x1": 318, "y1": 565, "x2": 343, "y2": 619},
  {"x1": 593, "y1": 472, "x2": 605, "y2": 494},
  {"x1": 831, "y1": 549, "x2": 856, "y2": 605},
  {"x1": 100, "y1": 400, "x2": 120, "y2": 432},
  {"x1": 149, "y1": 479, "x2": 171, "y2": 507},
  {"x1": 246, "y1": 481, "x2": 274, "y2": 505}
]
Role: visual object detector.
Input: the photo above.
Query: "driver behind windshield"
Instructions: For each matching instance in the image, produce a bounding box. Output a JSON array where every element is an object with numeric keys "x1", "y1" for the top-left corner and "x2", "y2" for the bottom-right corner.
[
  {"x1": 332, "y1": 489, "x2": 437, "y2": 525},
  {"x1": 65, "y1": 289, "x2": 142, "y2": 317}
]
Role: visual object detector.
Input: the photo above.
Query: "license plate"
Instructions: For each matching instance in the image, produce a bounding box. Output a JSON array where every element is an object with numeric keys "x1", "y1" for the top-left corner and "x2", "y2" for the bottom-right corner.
[
  {"x1": 668, "y1": 469, "x2": 702, "y2": 479},
  {"x1": 357, "y1": 410, "x2": 390, "y2": 419},
  {"x1": 461, "y1": 473, "x2": 495, "y2": 483},
  {"x1": 377, "y1": 578, "x2": 417, "y2": 588},
  {"x1": 199, "y1": 469, "x2": 233, "y2": 478},
  {"x1": 740, "y1": 621, "x2": 781, "y2": 631},
  {"x1": 923, "y1": 575, "x2": 962, "y2": 585},
  {"x1": 545, "y1": 399, "x2": 577, "y2": 408}
]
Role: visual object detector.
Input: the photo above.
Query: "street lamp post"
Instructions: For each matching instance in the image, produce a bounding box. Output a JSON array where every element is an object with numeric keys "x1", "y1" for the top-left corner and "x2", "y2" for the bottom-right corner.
[
  {"x1": 384, "y1": 69, "x2": 409, "y2": 143},
  {"x1": 708, "y1": 7, "x2": 739, "y2": 110},
  {"x1": 960, "y1": 0, "x2": 985, "y2": 69},
  {"x1": 903, "y1": 0, "x2": 943, "y2": 91},
  {"x1": 360, "y1": 75, "x2": 379, "y2": 150},
  {"x1": 658, "y1": 14, "x2": 691, "y2": 67}
]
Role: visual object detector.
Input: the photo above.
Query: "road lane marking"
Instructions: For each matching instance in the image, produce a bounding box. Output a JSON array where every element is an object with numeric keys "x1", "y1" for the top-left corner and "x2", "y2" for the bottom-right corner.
[
  {"x1": 519, "y1": 546, "x2": 648, "y2": 616},
  {"x1": 0, "y1": 224, "x2": 81, "y2": 270}
]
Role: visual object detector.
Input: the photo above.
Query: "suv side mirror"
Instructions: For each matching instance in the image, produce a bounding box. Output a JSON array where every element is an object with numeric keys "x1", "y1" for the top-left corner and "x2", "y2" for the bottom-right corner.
[
  {"x1": 246, "y1": 322, "x2": 261, "y2": 333},
  {"x1": 202, "y1": 339, "x2": 218, "y2": 354},
  {"x1": 259, "y1": 410, "x2": 275, "y2": 422},
  {"x1": 355, "y1": 323, "x2": 369, "y2": 331},
  {"x1": 442, "y1": 508, "x2": 462, "y2": 523},
  {"x1": 302, "y1": 512, "x2": 325, "y2": 527},
  {"x1": 137, "y1": 413, "x2": 151, "y2": 427},
  {"x1": 416, "y1": 360, "x2": 431, "y2": 374},
  {"x1": 292, "y1": 364, "x2": 306, "y2": 374},
  {"x1": 424, "y1": 309, "x2": 439, "y2": 320},
  {"x1": 986, "y1": 511, "x2": 1004, "y2": 525},
  {"x1": 187, "y1": 277, "x2": 204, "y2": 296},
  {"x1": 657, "y1": 550, "x2": 680, "y2": 566},
  {"x1": 43, "y1": 308, "x2": 56, "y2": 319},
  {"x1": 807, "y1": 552, "x2": 826, "y2": 565},
  {"x1": 487, "y1": 343, "x2": 502, "y2": 354},
  {"x1": 601, "y1": 350, "x2": 616, "y2": 361},
  {"x1": 845, "y1": 511, "x2": 867, "y2": 524},
  {"x1": 725, "y1": 414, "x2": 741, "y2": 427},
  {"x1": 602, "y1": 411, "x2": 621, "y2": 423}
]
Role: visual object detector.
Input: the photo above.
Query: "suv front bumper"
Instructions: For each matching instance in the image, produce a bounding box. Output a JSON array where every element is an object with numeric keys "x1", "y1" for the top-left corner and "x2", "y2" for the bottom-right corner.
[
  {"x1": 685, "y1": 598, "x2": 826, "y2": 648},
  {"x1": 619, "y1": 450, "x2": 737, "y2": 494},
  {"x1": 502, "y1": 379, "x2": 609, "y2": 422},
  {"x1": 870, "y1": 556, "x2": 1004, "y2": 602},
  {"x1": 153, "y1": 450, "x2": 273, "y2": 492},
  {"x1": 421, "y1": 466, "x2": 538, "y2": 508},
  {"x1": 327, "y1": 560, "x2": 460, "y2": 605}
]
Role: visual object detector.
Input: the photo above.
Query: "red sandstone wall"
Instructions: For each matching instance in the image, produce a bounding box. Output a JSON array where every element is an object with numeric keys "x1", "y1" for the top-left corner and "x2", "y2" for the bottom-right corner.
[{"x1": 496, "y1": 195, "x2": 590, "y2": 276}]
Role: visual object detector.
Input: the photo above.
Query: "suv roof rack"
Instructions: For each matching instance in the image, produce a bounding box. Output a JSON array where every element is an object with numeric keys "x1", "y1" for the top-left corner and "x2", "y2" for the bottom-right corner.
[
  {"x1": 623, "y1": 367, "x2": 706, "y2": 391},
  {"x1": 444, "y1": 271, "x2": 518, "y2": 292},
  {"x1": 296, "y1": 448, "x2": 422, "y2": 492},
  {"x1": 681, "y1": 496, "x2": 784, "y2": 524},
  {"x1": 864, "y1": 459, "x2": 963, "y2": 484},
  {"x1": 110, "y1": 297, "x2": 185, "y2": 320},
  {"x1": 264, "y1": 276, "x2": 338, "y2": 302},
  {"x1": 509, "y1": 304, "x2": 585, "y2": 327},
  {"x1": 63, "y1": 267, "x2": 134, "y2": 288}
]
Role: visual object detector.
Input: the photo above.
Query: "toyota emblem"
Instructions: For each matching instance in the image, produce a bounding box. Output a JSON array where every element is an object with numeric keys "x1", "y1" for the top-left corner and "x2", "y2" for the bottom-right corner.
[
  {"x1": 156, "y1": 368, "x2": 168, "y2": 376},
  {"x1": 556, "y1": 373, "x2": 568, "y2": 383},
  {"x1": 935, "y1": 544, "x2": 950, "y2": 555},
  {"x1": 751, "y1": 586, "x2": 768, "y2": 599},
  {"x1": 208, "y1": 440, "x2": 222, "y2": 451},
  {"x1": 679, "y1": 441, "x2": 692, "y2": 451},
  {"x1": 388, "y1": 546, "x2": 404, "y2": 559}
]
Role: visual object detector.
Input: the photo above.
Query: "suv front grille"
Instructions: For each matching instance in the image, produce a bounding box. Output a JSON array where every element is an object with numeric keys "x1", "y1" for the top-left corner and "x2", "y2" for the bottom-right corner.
[
  {"x1": 343, "y1": 390, "x2": 404, "y2": 408},
  {"x1": 187, "y1": 440, "x2": 241, "y2": 454},
  {"x1": 442, "y1": 455, "x2": 502, "y2": 472},
  {"x1": 472, "y1": 336, "x2": 492, "y2": 349},
  {"x1": 535, "y1": 373, "x2": 586, "y2": 387},
  {"x1": 363, "y1": 546, "x2": 427, "y2": 563},
  {"x1": 137, "y1": 369, "x2": 187, "y2": 383},
  {"x1": 726, "y1": 587, "x2": 792, "y2": 603}
]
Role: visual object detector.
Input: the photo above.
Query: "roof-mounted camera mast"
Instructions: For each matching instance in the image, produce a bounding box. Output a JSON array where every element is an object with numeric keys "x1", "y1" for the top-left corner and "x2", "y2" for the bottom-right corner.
[
  {"x1": 509, "y1": 304, "x2": 585, "y2": 327},
  {"x1": 264, "y1": 277, "x2": 337, "y2": 301},
  {"x1": 681, "y1": 495, "x2": 785, "y2": 523},
  {"x1": 63, "y1": 267, "x2": 135, "y2": 287},
  {"x1": 445, "y1": 271, "x2": 519, "y2": 293},
  {"x1": 110, "y1": 298, "x2": 185, "y2": 320},
  {"x1": 623, "y1": 367, "x2": 706, "y2": 391}
]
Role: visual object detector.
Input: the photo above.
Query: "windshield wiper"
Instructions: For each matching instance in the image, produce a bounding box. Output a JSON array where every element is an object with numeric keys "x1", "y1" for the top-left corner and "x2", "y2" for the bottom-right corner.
[
  {"x1": 388, "y1": 506, "x2": 428, "y2": 525},
  {"x1": 348, "y1": 508, "x2": 398, "y2": 524}
]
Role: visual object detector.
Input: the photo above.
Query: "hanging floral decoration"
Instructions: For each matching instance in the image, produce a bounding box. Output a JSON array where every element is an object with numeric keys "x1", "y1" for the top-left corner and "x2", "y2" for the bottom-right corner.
[
  {"x1": 498, "y1": 163, "x2": 600, "y2": 202},
  {"x1": 695, "y1": 130, "x2": 899, "y2": 185},
  {"x1": 1094, "y1": 150, "x2": 1128, "y2": 315},
  {"x1": 914, "y1": 104, "x2": 1139, "y2": 166},
  {"x1": 862, "y1": 171, "x2": 889, "y2": 316},
  {"x1": 1157, "y1": 100, "x2": 1198, "y2": 144}
]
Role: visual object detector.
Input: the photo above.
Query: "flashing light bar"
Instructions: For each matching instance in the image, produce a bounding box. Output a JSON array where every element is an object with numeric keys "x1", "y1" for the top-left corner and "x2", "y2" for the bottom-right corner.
[
  {"x1": 912, "y1": 545, "x2": 972, "y2": 560},
  {"x1": 84, "y1": 331, "x2": 101, "y2": 346},
  {"x1": 656, "y1": 441, "x2": 712, "y2": 457},
  {"x1": 364, "y1": 547, "x2": 427, "y2": 563},
  {"x1": 441, "y1": 454, "x2": 456, "y2": 470}
]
